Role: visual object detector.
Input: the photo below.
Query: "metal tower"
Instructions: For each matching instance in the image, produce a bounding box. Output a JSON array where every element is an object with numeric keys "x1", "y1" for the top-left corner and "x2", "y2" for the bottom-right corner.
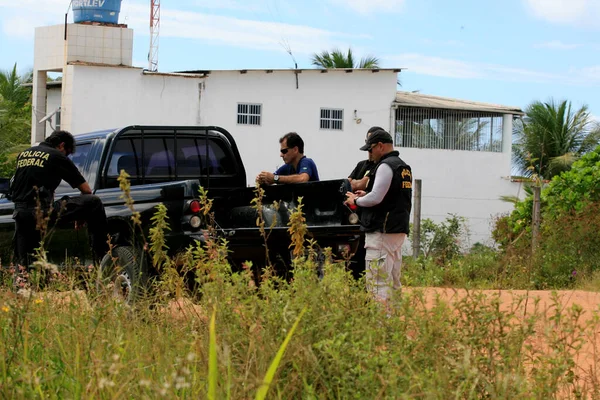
[{"x1": 149, "y1": 0, "x2": 160, "y2": 71}]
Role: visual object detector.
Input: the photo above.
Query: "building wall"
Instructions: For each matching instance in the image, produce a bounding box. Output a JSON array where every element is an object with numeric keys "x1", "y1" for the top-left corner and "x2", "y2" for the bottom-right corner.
[
  {"x1": 199, "y1": 70, "x2": 398, "y2": 183},
  {"x1": 34, "y1": 24, "x2": 133, "y2": 71},
  {"x1": 67, "y1": 65, "x2": 202, "y2": 134},
  {"x1": 399, "y1": 147, "x2": 522, "y2": 246},
  {"x1": 62, "y1": 64, "x2": 520, "y2": 245},
  {"x1": 32, "y1": 23, "x2": 134, "y2": 142}
]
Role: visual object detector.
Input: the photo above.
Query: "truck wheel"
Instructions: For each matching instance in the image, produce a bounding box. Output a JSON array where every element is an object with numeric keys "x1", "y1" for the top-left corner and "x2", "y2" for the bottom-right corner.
[{"x1": 97, "y1": 246, "x2": 149, "y2": 303}]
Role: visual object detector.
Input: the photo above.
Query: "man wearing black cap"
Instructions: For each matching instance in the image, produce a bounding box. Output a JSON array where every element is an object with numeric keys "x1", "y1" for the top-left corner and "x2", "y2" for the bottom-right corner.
[
  {"x1": 347, "y1": 126, "x2": 382, "y2": 191},
  {"x1": 346, "y1": 126, "x2": 382, "y2": 278},
  {"x1": 344, "y1": 129, "x2": 412, "y2": 302},
  {"x1": 10, "y1": 130, "x2": 109, "y2": 268}
]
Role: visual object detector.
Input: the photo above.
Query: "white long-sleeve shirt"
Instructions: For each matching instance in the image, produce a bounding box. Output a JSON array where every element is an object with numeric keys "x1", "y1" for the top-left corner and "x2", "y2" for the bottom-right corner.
[{"x1": 355, "y1": 163, "x2": 393, "y2": 207}]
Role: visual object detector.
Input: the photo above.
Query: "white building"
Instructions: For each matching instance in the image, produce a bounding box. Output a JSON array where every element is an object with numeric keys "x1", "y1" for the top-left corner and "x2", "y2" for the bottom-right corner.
[{"x1": 32, "y1": 23, "x2": 524, "y2": 247}]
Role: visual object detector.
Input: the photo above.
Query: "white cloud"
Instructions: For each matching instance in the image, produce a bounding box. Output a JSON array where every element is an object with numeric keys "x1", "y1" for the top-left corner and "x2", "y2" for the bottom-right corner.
[
  {"x1": 574, "y1": 65, "x2": 600, "y2": 84},
  {"x1": 534, "y1": 40, "x2": 583, "y2": 50},
  {"x1": 0, "y1": 0, "x2": 365, "y2": 55},
  {"x1": 389, "y1": 54, "x2": 485, "y2": 79},
  {"x1": 387, "y1": 53, "x2": 599, "y2": 86},
  {"x1": 183, "y1": 0, "x2": 267, "y2": 12},
  {"x1": 121, "y1": 3, "x2": 367, "y2": 55},
  {"x1": 524, "y1": 0, "x2": 600, "y2": 27},
  {"x1": 328, "y1": 0, "x2": 405, "y2": 14},
  {"x1": 0, "y1": 0, "x2": 69, "y2": 38}
]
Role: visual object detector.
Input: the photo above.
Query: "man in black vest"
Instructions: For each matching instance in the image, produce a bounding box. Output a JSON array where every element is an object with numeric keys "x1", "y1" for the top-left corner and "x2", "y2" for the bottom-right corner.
[
  {"x1": 10, "y1": 130, "x2": 109, "y2": 268},
  {"x1": 346, "y1": 126, "x2": 382, "y2": 279},
  {"x1": 347, "y1": 126, "x2": 382, "y2": 191},
  {"x1": 345, "y1": 129, "x2": 412, "y2": 301}
]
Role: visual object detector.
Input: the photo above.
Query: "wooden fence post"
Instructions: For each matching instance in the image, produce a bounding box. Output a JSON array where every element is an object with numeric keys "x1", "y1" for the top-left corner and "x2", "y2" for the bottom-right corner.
[
  {"x1": 532, "y1": 186, "x2": 541, "y2": 251},
  {"x1": 412, "y1": 179, "x2": 422, "y2": 259}
]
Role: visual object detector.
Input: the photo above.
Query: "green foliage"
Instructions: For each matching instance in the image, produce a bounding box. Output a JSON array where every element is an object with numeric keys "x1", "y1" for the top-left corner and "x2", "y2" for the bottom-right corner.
[
  {"x1": 0, "y1": 63, "x2": 32, "y2": 178},
  {"x1": 513, "y1": 99, "x2": 600, "y2": 179},
  {"x1": 1, "y1": 256, "x2": 597, "y2": 398},
  {"x1": 287, "y1": 197, "x2": 307, "y2": 258},
  {"x1": 255, "y1": 307, "x2": 307, "y2": 400},
  {"x1": 493, "y1": 145, "x2": 600, "y2": 288},
  {"x1": 208, "y1": 306, "x2": 218, "y2": 400},
  {"x1": 497, "y1": 144, "x2": 600, "y2": 243},
  {"x1": 402, "y1": 246, "x2": 521, "y2": 289},
  {"x1": 311, "y1": 48, "x2": 380, "y2": 69},
  {"x1": 543, "y1": 149, "x2": 600, "y2": 219},
  {"x1": 418, "y1": 214, "x2": 468, "y2": 263},
  {"x1": 148, "y1": 203, "x2": 170, "y2": 270},
  {"x1": 0, "y1": 64, "x2": 31, "y2": 108},
  {"x1": 2, "y1": 184, "x2": 600, "y2": 398}
]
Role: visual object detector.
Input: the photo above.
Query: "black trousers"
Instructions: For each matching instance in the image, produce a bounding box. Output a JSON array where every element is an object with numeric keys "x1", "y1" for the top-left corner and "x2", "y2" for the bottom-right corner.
[{"x1": 13, "y1": 194, "x2": 109, "y2": 267}]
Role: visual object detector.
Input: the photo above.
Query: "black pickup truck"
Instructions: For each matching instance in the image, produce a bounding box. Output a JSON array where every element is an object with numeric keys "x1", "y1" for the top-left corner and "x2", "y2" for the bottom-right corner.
[{"x1": 0, "y1": 126, "x2": 362, "y2": 296}]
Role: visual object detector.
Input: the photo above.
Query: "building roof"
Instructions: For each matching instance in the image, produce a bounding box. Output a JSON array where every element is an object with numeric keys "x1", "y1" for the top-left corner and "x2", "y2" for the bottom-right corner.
[
  {"x1": 176, "y1": 68, "x2": 403, "y2": 74},
  {"x1": 22, "y1": 81, "x2": 62, "y2": 89},
  {"x1": 394, "y1": 91, "x2": 524, "y2": 115}
]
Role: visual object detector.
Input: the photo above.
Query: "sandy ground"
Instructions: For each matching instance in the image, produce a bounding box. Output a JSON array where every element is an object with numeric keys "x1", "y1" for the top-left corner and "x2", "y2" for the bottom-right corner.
[
  {"x1": 406, "y1": 287, "x2": 600, "y2": 381},
  {"x1": 165, "y1": 287, "x2": 600, "y2": 381}
]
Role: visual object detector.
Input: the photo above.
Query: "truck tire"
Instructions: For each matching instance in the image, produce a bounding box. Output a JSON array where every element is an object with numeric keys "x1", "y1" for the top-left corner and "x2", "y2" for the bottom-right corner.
[{"x1": 97, "y1": 246, "x2": 149, "y2": 303}]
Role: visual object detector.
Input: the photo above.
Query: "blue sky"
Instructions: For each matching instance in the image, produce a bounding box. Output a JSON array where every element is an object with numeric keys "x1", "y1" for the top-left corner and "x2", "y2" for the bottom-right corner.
[{"x1": 1, "y1": 0, "x2": 599, "y2": 119}]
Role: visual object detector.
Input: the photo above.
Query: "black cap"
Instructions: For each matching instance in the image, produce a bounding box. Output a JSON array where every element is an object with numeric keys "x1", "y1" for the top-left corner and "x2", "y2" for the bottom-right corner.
[{"x1": 360, "y1": 129, "x2": 393, "y2": 151}]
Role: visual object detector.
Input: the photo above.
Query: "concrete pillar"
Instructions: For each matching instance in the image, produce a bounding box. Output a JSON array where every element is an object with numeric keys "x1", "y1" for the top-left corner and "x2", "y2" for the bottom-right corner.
[
  {"x1": 502, "y1": 114, "x2": 512, "y2": 155},
  {"x1": 31, "y1": 70, "x2": 48, "y2": 144}
]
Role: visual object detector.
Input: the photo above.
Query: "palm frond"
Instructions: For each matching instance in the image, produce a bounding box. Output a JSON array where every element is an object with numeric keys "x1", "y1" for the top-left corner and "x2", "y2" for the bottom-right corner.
[
  {"x1": 310, "y1": 48, "x2": 380, "y2": 69},
  {"x1": 512, "y1": 98, "x2": 598, "y2": 179},
  {"x1": 358, "y1": 55, "x2": 380, "y2": 69}
]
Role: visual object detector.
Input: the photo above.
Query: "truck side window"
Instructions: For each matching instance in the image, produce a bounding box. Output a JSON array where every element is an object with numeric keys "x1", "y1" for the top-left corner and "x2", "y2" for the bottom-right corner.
[
  {"x1": 57, "y1": 142, "x2": 93, "y2": 192},
  {"x1": 177, "y1": 137, "x2": 235, "y2": 177},
  {"x1": 145, "y1": 137, "x2": 175, "y2": 179},
  {"x1": 69, "y1": 143, "x2": 92, "y2": 171},
  {"x1": 105, "y1": 138, "x2": 142, "y2": 188}
]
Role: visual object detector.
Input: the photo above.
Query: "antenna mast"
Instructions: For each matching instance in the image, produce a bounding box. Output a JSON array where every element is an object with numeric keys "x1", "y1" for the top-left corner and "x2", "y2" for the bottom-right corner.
[{"x1": 149, "y1": 0, "x2": 160, "y2": 71}]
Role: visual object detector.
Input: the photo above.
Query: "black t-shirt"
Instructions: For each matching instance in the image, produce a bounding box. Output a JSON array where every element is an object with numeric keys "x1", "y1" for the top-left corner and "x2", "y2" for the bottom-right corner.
[
  {"x1": 349, "y1": 159, "x2": 376, "y2": 180},
  {"x1": 11, "y1": 142, "x2": 86, "y2": 204}
]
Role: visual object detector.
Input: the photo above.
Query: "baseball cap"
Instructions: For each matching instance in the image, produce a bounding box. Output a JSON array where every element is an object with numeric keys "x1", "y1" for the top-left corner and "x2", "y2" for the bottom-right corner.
[{"x1": 360, "y1": 129, "x2": 393, "y2": 151}]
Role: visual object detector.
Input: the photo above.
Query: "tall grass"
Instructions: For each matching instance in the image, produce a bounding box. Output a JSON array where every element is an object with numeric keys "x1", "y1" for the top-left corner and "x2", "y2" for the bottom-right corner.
[
  {"x1": 1, "y1": 179, "x2": 599, "y2": 398},
  {"x1": 1, "y1": 255, "x2": 599, "y2": 398}
]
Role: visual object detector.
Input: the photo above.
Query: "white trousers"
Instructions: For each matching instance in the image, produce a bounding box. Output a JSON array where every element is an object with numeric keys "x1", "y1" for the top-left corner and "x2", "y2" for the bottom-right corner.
[{"x1": 365, "y1": 231, "x2": 406, "y2": 301}]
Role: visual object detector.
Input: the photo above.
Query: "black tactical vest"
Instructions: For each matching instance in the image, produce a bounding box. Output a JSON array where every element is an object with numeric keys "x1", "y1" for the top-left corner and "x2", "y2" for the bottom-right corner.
[{"x1": 360, "y1": 151, "x2": 412, "y2": 234}]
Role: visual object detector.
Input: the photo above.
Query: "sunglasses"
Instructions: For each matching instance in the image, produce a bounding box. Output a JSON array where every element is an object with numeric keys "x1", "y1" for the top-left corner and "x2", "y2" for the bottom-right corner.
[
  {"x1": 280, "y1": 147, "x2": 291, "y2": 154},
  {"x1": 367, "y1": 144, "x2": 378, "y2": 153}
]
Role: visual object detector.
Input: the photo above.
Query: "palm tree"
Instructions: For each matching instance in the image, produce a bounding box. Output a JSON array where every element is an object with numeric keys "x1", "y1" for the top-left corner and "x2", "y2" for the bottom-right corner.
[
  {"x1": 513, "y1": 99, "x2": 600, "y2": 180},
  {"x1": 0, "y1": 63, "x2": 32, "y2": 177},
  {"x1": 311, "y1": 48, "x2": 380, "y2": 69},
  {"x1": 0, "y1": 63, "x2": 31, "y2": 110}
]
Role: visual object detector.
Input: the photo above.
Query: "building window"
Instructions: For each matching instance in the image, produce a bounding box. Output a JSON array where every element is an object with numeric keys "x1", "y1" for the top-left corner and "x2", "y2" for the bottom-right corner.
[
  {"x1": 395, "y1": 107, "x2": 504, "y2": 152},
  {"x1": 237, "y1": 103, "x2": 262, "y2": 126},
  {"x1": 54, "y1": 109, "x2": 61, "y2": 131},
  {"x1": 320, "y1": 108, "x2": 343, "y2": 130}
]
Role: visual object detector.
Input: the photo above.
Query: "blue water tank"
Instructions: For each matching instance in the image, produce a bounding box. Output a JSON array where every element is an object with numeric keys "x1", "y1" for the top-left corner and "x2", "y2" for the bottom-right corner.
[{"x1": 73, "y1": 0, "x2": 122, "y2": 24}]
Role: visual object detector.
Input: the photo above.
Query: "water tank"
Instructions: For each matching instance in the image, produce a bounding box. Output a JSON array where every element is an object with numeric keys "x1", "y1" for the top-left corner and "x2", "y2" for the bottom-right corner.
[{"x1": 73, "y1": 0, "x2": 122, "y2": 24}]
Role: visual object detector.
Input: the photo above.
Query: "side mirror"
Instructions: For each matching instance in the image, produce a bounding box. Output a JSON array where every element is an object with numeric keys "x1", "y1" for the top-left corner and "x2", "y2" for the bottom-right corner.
[{"x1": 0, "y1": 178, "x2": 10, "y2": 196}]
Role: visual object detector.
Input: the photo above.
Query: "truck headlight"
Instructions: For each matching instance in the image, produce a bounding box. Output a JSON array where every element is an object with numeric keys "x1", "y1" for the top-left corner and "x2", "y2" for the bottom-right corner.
[{"x1": 189, "y1": 216, "x2": 201, "y2": 229}]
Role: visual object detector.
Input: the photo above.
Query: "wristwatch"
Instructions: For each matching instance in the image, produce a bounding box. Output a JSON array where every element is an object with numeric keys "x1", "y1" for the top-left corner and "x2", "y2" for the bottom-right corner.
[{"x1": 273, "y1": 174, "x2": 280, "y2": 183}]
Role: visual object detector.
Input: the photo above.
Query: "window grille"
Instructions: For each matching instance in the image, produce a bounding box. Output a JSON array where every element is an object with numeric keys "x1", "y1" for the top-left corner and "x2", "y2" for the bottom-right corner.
[
  {"x1": 320, "y1": 108, "x2": 343, "y2": 130},
  {"x1": 395, "y1": 107, "x2": 504, "y2": 152},
  {"x1": 237, "y1": 103, "x2": 262, "y2": 126},
  {"x1": 54, "y1": 109, "x2": 61, "y2": 131}
]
